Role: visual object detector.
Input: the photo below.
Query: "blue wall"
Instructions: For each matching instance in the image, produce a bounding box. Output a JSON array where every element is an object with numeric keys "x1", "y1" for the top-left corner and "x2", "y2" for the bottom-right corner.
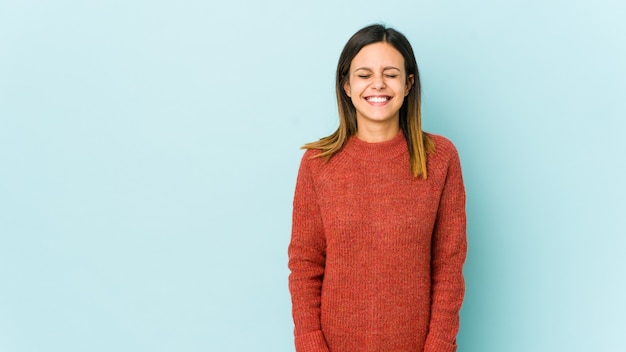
[{"x1": 1, "y1": 1, "x2": 624, "y2": 351}]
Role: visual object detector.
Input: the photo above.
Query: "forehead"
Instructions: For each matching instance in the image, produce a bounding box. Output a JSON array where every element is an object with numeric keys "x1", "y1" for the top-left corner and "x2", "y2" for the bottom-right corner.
[{"x1": 351, "y1": 42, "x2": 405, "y2": 69}]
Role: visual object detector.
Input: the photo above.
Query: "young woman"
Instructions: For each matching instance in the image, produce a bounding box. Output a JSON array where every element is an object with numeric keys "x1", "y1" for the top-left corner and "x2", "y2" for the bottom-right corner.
[{"x1": 288, "y1": 24, "x2": 467, "y2": 352}]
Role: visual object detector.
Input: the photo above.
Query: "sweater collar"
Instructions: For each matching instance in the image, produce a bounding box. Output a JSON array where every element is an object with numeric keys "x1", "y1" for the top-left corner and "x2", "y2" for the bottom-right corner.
[{"x1": 343, "y1": 130, "x2": 408, "y2": 160}]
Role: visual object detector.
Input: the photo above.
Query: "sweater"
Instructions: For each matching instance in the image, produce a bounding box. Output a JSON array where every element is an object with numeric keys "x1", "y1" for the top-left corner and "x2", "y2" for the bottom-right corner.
[{"x1": 288, "y1": 130, "x2": 467, "y2": 352}]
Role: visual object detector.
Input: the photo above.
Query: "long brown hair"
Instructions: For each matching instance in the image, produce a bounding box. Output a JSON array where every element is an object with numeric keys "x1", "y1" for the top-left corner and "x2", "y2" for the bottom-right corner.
[{"x1": 303, "y1": 24, "x2": 434, "y2": 178}]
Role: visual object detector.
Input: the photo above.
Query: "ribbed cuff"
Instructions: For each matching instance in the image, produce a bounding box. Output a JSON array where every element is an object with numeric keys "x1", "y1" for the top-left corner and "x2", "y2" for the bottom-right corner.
[
  {"x1": 424, "y1": 334, "x2": 457, "y2": 352},
  {"x1": 294, "y1": 330, "x2": 330, "y2": 352}
]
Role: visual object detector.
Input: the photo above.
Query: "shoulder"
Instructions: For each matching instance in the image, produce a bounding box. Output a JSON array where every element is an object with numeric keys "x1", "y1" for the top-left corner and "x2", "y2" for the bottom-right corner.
[
  {"x1": 298, "y1": 146, "x2": 354, "y2": 182},
  {"x1": 427, "y1": 133, "x2": 459, "y2": 158},
  {"x1": 300, "y1": 148, "x2": 325, "y2": 166},
  {"x1": 425, "y1": 133, "x2": 462, "y2": 176},
  {"x1": 297, "y1": 148, "x2": 327, "y2": 175},
  {"x1": 302, "y1": 148, "x2": 323, "y2": 159}
]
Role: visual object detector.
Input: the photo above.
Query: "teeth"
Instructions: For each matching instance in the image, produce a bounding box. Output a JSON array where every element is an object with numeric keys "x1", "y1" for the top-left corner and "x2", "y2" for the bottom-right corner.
[{"x1": 367, "y1": 96, "x2": 388, "y2": 103}]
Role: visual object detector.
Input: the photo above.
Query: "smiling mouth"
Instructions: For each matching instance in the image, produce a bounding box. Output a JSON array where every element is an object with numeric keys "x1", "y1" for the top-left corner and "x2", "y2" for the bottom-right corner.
[{"x1": 365, "y1": 96, "x2": 391, "y2": 103}]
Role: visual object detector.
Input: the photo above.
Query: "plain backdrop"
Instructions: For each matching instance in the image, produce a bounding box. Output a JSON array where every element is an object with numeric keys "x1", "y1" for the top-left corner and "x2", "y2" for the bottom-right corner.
[{"x1": 1, "y1": 1, "x2": 625, "y2": 351}]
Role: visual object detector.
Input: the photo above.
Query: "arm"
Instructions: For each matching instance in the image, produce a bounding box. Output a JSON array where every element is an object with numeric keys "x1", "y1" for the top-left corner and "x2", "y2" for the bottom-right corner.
[
  {"x1": 425, "y1": 149, "x2": 467, "y2": 352},
  {"x1": 288, "y1": 154, "x2": 330, "y2": 352}
]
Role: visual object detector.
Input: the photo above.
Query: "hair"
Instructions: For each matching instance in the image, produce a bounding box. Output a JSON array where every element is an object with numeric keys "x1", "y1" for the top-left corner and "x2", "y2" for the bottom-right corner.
[{"x1": 303, "y1": 24, "x2": 434, "y2": 178}]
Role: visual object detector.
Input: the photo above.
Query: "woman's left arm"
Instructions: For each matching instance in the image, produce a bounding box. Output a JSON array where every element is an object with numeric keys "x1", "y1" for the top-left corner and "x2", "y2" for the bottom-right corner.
[{"x1": 425, "y1": 148, "x2": 467, "y2": 352}]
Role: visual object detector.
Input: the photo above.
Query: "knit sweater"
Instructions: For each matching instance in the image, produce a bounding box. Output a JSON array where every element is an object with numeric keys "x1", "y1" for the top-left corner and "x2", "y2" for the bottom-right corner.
[{"x1": 288, "y1": 130, "x2": 467, "y2": 352}]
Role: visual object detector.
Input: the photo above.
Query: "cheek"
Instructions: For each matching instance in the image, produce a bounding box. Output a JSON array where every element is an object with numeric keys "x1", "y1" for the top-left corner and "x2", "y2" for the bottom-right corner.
[
  {"x1": 391, "y1": 81, "x2": 408, "y2": 94},
  {"x1": 345, "y1": 79, "x2": 363, "y2": 98},
  {"x1": 348, "y1": 93, "x2": 360, "y2": 107}
]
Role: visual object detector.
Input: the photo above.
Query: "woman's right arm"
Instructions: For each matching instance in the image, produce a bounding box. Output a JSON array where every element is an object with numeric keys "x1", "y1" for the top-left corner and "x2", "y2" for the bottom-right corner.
[{"x1": 288, "y1": 153, "x2": 330, "y2": 352}]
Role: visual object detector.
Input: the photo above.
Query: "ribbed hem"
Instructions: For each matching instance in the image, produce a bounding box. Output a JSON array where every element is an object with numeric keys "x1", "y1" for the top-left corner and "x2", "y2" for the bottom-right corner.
[
  {"x1": 294, "y1": 330, "x2": 330, "y2": 352},
  {"x1": 424, "y1": 334, "x2": 457, "y2": 352},
  {"x1": 343, "y1": 129, "x2": 407, "y2": 161}
]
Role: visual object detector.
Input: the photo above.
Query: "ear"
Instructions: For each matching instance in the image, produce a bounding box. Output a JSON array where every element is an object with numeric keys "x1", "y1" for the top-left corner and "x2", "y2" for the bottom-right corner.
[
  {"x1": 405, "y1": 74, "x2": 415, "y2": 96},
  {"x1": 344, "y1": 79, "x2": 351, "y2": 97}
]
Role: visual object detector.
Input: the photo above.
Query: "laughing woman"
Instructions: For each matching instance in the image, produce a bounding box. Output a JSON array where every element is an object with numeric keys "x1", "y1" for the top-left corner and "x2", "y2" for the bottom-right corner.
[{"x1": 288, "y1": 24, "x2": 467, "y2": 352}]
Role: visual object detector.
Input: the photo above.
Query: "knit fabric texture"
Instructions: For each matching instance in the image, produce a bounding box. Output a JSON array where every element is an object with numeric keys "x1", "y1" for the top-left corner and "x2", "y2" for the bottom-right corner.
[{"x1": 288, "y1": 131, "x2": 467, "y2": 352}]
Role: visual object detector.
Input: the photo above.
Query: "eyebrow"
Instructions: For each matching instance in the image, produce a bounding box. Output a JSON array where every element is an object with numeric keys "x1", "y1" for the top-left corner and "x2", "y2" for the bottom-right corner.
[{"x1": 354, "y1": 66, "x2": 401, "y2": 72}]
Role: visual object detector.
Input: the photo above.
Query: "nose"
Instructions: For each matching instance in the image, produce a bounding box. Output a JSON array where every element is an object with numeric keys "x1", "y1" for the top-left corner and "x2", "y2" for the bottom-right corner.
[{"x1": 372, "y1": 74, "x2": 386, "y2": 89}]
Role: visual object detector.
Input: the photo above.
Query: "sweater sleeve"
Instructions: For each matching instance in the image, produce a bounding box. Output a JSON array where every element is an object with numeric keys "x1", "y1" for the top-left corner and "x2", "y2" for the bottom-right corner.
[
  {"x1": 425, "y1": 147, "x2": 467, "y2": 352},
  {"x1": 288, "y1": 153, "x2": 330, "y2": 352}
]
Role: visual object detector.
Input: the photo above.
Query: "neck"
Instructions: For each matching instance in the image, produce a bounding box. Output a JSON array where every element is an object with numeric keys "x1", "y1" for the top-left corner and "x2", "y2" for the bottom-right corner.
[{"x1": 356, "y1": 119, "x2": 400, "y2": 143}]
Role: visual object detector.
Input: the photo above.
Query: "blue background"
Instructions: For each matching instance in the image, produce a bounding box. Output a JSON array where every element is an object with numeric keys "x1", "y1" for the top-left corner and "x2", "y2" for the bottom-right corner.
[{"x1": 1, "y1": 1, "x2": 624, "y2": 351}]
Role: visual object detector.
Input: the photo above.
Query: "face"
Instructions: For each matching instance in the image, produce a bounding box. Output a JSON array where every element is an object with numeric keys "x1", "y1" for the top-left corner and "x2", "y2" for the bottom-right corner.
[{"x1": 344, "y1": 42, "x2": 414, "y2": 129}]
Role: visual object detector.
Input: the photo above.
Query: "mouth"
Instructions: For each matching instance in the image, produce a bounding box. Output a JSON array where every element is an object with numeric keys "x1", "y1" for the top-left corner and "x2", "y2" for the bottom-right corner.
[{"x1": 364, "y1": 95, "x2": 392, "y2": 104}]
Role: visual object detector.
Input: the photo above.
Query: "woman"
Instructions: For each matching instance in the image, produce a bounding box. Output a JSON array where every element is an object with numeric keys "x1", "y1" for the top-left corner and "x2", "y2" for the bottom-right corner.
[{"x1": 288, "y1": 24, "x2": 467, "y2": 352}]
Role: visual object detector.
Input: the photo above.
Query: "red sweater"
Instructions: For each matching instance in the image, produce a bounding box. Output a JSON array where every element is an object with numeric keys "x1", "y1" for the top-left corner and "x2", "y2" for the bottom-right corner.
[{"x1": 288, "y1": 131, "x2": 467, "y2": 352}]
